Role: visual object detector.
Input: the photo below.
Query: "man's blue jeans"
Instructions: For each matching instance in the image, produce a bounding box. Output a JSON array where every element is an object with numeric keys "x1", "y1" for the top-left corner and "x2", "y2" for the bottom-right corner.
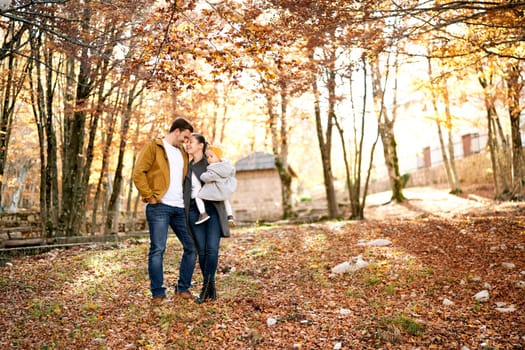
[
  {"x1": 146, "y1": 203, "x2": 196, "y2": 298},
  {"x1": 189, "y1": 201, "x2": 221, "y2": 283}
]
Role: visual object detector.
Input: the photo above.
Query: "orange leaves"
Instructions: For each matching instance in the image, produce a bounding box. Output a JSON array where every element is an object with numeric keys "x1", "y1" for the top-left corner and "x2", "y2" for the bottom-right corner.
[{"x1": 2, "y1": 202, "x2": 525, "y2": 348}]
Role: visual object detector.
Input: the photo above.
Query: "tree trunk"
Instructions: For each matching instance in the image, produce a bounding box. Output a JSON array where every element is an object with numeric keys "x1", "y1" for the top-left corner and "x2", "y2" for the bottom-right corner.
[
  {"x1": 28, "y1": 32, "x2": 59, "y2": 238},
  {"x1": 478, "y1": 71, "x2": 510, "y2": 198},
  {"x1": 125, "y1": 150, "x2": 138, "y2": 232},
  {"x1": 125, "y1": 103, "x2": 143, "y2": 233},
  {"x1": 0, "y1": 24, "x2": 28, "y2": 209},
  {"x1": 344, "y1": 56, "x2": 377, "y2": 220},
  {"x1": 442, "y1": 85, "x2": 462, "y2": 194},
  {"x1": 435, "y1": 119, "x2": 455, "y2": 186},
  {"x1": 379, "y1": 121, "x2": 404, "y2": 202},
  {"x1": 105, "y1": 83, "x2": 141, "y2": 234},
  {"x1": 278, "y1": 85, "x2": 293, "y2": 219},
  {"x1": 275, "y1": 157, "x2": 293, "y2": 219},
  {"x1": 60, "y1": 57, "x2": 90, "y2": 236},
  {"x1": 0, "y1": 53, "x2": 16, "y2": 209},
  {"x1": 428, "y1": 57, "x2": 461, "y2": 194},
  {"x1": 312, "y1": 67, "x2": 338, "y2": 219},
  {"x1": 505, "y1": 61, "x2": 524, "y2": 199},
  {"x1": 370, "y1": 59, "x2": 404, "y2": 203},
  {"x1": 82, "y1": 58, "x2": 113, "y2": 234},
  {"x1": 218, "y1": 82, "x2": 230, "y2": 145},
  {"x1": 264, "y1": 79, "x2": 294, "y2": 220},
  {"x1": 493, "y1": 114, "x2": 512, "y2": 195},
  {"x1": 483, "y1": 87, "x2": 503, "y2": 197},
  {"x1": 334, "y1": 115, "x2": 364, "y2": 219},
  {"x1": 91, "y1": 92, "x2": 120, "y2": 234}
]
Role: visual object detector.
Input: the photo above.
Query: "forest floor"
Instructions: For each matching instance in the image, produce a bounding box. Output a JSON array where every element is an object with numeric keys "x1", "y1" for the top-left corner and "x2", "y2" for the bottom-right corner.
[{"x1": 1, "y1": 185, "x2": 524, "y2": 349}]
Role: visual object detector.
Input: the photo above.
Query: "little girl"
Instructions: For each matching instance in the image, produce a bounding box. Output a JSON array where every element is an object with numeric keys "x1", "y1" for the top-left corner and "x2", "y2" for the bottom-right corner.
[{"x1": 192, "y1": 144, "x2": 237, "y2": 227}]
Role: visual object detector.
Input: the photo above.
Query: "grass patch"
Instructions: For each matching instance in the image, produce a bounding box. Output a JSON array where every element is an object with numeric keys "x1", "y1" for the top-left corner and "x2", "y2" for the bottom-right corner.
[
  {"x1": 385, "y1": 284, "x2": 395, "y2": 296},
  {"x1": 221, "y1": 271, "x2": 261, "y2": 298},
  {"x1": 247, "y1": 247, "x2": 267, "y2": 257},
  {"x1": 0, "y1": 276, "x2": 9, "y2": 287},
  {"x1": 379, "y1": 313, "x2": 425, "y2": 337},
  {"x1": 345, "y1": 288, "x2": 365, "y2": 298},
  {"x1": 365, "y1": 275, "x2": 382, "y2": 286},
  {"x1": 30, "y1": 299, "x2": 63, "y2": 319},
  {"x1": 158, "y1": 309, "x2": 176, "y2": 332},
  {"x1": 396, "y1": 313, "x2": 425, "y2": 336},
  {"x1": 421, "y1": 266, "x2": 434, "y2": 276}
]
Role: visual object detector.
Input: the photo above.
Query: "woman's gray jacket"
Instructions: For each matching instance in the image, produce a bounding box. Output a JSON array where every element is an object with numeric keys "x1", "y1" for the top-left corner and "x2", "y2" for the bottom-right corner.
[{"x1": 183, "y1": 158, "x2": 231, "y2": 238}]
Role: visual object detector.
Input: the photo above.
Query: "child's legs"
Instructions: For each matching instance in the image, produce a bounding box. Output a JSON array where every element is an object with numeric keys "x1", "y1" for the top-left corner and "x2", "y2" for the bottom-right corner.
[
  {"x1": 224, "y1": 199, "x2": 233, "y2": 216},
  {"x1": 195, "y1": 197, "x2": 206, "y2": 214},
  {"x1": 191, "y1": 172, "x2": 206, "y2": 214}
]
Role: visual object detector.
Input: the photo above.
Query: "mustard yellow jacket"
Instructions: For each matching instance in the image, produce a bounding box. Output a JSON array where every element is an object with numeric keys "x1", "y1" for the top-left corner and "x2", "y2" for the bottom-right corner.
[{"x1": 132, "y1": 139, "x2": 189, "y2": 202}]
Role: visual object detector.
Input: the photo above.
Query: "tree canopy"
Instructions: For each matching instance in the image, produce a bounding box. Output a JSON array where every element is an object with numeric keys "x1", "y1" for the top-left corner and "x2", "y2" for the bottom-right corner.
[{"x1": 0, "y1": 0, "x2": 524, "y2": 230}]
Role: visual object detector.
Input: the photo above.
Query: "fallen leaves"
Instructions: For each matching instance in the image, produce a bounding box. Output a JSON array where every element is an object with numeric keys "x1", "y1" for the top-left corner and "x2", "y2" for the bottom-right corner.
[{"x1": 1, "y1": 204, "x2": 524, "y2": 349}]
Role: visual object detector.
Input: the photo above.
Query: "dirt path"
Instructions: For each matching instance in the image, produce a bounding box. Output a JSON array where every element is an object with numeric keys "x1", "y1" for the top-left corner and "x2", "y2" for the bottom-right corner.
[{"x1": 364, "y1": 185, "x2": 525, "y2": 220}]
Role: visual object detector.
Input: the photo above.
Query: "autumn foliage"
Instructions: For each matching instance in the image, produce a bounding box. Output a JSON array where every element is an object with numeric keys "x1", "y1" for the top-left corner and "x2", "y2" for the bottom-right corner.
[{"x1": 2, "y1": 195, "x2": 524, "y2": 349}]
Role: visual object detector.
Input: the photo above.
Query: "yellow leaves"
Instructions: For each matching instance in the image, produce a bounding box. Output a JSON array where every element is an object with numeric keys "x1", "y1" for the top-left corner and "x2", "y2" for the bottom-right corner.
[
  {"x1": 176, "y1": 22, "x2": 195, "y2": 36},
  {"x1": 262, "y1": 70, "x2": 278, "y2": 81}
]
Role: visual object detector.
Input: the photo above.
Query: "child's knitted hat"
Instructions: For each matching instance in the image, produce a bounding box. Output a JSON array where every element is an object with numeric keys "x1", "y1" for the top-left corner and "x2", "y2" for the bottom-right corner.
[{"x1": 207, "y1": 144, "x2": 223, "y2": 159}]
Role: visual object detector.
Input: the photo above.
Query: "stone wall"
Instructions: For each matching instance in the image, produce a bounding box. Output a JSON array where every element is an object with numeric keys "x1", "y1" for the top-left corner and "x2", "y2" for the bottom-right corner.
[
  {"x1": 0, "y1": 211, "x2": 40, "y2": 228},
  {"x1": 0, "y1": 211, "x2": 41, "y2": 245},
  {"x1": 408, "y1": 152, "x2": 492, "y2": 188},
  {"x1": 230, "y1": 169, "x2": 283, "y2": 222}
]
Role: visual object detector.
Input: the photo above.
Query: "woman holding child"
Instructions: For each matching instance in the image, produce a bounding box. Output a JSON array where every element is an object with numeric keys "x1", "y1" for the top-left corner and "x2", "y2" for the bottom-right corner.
[{"x1": 184, "y1": 133, "x2": 234, "y2": 304}]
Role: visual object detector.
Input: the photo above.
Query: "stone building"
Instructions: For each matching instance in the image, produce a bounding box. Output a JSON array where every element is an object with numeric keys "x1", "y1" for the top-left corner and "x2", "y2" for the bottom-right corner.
[{"x1": 230, "y1": 152, "x2": 283, "y2": 222}]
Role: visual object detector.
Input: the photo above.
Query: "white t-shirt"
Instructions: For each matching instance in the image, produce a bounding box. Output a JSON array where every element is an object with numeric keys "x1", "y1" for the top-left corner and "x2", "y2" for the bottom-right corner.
[{"x1": 160, "y1": 139, "x2": 184, "y2": 208}]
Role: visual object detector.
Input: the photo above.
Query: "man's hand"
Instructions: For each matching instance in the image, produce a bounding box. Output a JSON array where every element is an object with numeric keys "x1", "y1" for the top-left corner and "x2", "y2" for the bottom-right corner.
[{"x1": 148, "y1": 197, "x2": 159, "y2": 204}]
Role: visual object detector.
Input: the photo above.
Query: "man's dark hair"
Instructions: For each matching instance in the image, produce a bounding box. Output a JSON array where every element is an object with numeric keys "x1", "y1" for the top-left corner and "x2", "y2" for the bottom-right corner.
[{"x1": 169, "y1": 117, "x2": 194, "y2": 133}]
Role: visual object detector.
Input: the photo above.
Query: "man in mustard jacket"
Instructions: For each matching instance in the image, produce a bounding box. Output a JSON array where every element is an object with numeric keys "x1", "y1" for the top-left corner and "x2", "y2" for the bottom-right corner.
[{"x1": 133, "y1": 117, "x2": 196, "y2": 301}]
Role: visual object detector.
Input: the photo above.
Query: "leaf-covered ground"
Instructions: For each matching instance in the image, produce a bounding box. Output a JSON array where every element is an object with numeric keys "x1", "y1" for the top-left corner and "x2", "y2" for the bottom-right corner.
[{"x1": 1, "y1": 188, "x2": 525, "y2": 349}]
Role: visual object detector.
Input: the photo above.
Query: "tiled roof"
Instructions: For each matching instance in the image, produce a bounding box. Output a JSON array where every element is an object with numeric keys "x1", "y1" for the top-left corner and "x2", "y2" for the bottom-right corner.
[{"x1": 235, "y1": 152, "x2": 276, "y2": 171}]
